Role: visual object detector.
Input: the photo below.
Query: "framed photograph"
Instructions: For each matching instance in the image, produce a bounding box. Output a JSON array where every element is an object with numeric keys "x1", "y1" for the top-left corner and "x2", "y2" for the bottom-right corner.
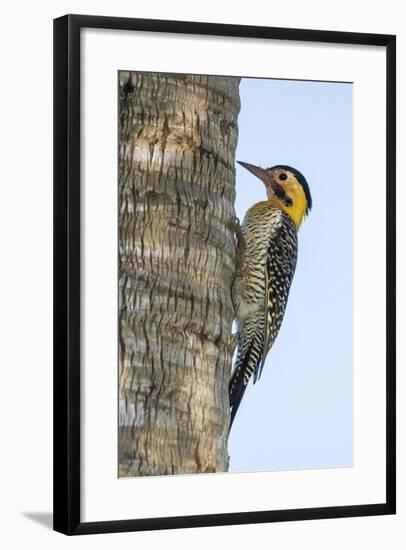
[{"x1": 53, "y1": 14, "x2": 396, "y2": 535}]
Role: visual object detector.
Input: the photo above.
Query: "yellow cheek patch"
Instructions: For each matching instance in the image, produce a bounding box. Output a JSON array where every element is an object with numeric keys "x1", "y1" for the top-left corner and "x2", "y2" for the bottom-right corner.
[
  {"x1": 284, "y1": 184, "x2": 308, "y2": 228},
  {"x1": 268, "y1": 181, "x2": 308, "y2": 229}
]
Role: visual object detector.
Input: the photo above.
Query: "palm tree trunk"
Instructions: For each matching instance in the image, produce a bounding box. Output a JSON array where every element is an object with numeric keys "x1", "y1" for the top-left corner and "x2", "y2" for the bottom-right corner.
[{"x1": 118, "y1": 71, "x2": 240, "y2": 476}]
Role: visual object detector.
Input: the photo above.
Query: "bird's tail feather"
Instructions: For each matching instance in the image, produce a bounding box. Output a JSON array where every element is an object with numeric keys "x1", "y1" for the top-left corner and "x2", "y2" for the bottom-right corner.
[
  {"x1": 229, "y1": 354, "x2": 249, "y2": 429},
  {"x1": 229, "y1": 380, "x2": 247, "y2": 429},
  {"x1": 229, "y1": 328, "x2": 264, "y2": 429}
]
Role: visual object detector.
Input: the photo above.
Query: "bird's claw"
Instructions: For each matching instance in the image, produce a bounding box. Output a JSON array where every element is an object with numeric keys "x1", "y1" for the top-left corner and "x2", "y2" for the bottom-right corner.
[{"x1": 226, "y1": 216, "x2": 241, "y2": 234}]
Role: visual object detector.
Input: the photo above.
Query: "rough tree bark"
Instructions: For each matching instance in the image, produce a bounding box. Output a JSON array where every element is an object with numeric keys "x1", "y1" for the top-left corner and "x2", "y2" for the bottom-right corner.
[{"x1": 118, "y1": 71, "x2": 241, "y2": 476}]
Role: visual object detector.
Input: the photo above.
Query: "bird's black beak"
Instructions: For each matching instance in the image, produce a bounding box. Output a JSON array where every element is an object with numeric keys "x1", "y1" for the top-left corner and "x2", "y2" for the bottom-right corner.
[{"x1": 237, "y1": 161, "x2": 269, "y2": 184}]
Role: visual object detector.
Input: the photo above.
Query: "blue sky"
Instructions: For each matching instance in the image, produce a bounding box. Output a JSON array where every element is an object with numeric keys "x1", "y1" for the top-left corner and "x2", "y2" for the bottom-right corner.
[{"x1": 228, "y1": 77, "x2": 353, "y2": 472}]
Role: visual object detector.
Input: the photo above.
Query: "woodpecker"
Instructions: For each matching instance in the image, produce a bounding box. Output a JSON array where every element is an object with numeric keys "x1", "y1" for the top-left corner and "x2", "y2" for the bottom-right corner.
[{"x1": 229, "y1": 161, "x2": 312, "y2": 428}]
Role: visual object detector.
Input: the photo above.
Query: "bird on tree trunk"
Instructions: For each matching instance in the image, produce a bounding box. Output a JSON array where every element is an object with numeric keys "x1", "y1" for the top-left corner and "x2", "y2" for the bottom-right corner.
[{"x1": 229, "y1": 162, "x2": 312, "y2": 428}]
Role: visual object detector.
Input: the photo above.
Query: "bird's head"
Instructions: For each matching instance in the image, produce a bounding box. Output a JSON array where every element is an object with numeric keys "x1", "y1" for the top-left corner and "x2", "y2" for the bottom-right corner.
[{"x1": 237, "y1": 161, "x2": 312, "y2": 228}]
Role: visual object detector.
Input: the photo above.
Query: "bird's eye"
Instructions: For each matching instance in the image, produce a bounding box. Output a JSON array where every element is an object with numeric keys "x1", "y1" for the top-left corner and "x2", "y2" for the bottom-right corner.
[{"x1": 279, "y1": 173, "x2": 288, "y2": 181}]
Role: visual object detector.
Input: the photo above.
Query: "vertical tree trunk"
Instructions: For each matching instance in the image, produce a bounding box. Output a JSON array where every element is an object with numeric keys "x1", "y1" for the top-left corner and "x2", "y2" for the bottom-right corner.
[{"x1": 118, "y1": 71, "x2": 240, "y2": 476}]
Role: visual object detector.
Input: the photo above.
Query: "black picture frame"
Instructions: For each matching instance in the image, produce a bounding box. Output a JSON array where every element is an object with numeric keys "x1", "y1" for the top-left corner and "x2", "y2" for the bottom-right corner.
[{"x1": 53, "y1": 14, "x2": 396, "y2": 536}]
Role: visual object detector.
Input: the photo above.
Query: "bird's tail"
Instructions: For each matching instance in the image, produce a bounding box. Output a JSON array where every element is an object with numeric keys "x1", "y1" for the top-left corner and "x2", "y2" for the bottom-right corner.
[
  {"x1": 229, "y1": 323, "x2": 265, "y2": 429},
  {"x1": 229, "y1": 362, "x2": 248, "y2": 429}
]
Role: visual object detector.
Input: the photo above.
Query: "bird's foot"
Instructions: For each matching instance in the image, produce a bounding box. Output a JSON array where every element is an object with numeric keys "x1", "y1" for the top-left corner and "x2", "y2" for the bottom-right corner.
[{"x1": 226, "y1": 215, "x2": 239, "y2": 231}]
